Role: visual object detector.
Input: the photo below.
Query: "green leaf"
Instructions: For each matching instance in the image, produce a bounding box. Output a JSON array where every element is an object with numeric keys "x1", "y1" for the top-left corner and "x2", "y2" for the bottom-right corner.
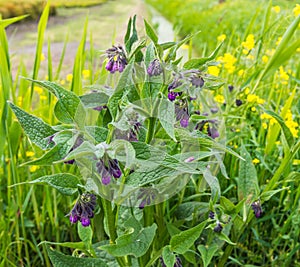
[
  {"x1": 0, "y1": 15, "x2": 29, "y2": 27},
  {"x1": 28, "y1": 173, "x2": 80, "y2": 195},
  {"x1": 61, "y1": 141, "x2": 96, "y2": 163},
  {"x1": 264, "y1": 109, "x2": 294, "y2": 149},
  {"x1": 125, "y1": 15, "x2": 138, "y2": 53},
  {"x1": 162, "y1": 246, "x2": 176, "y2": 267},
  {"x1": 203, "y1": 167, "x2": 220, "y2": 199},
  {"x1": 100, "y1": 218, "x2": 157, "y2": 257},
  {"x1": 85, "y1": 126, "x2": 108, "y2": 143},
  {"x1": 78, "y1": 224, "x2": 93, "y2": 249},
  {"x1": 46, "y1": 245, "x2": 108, "y2": 267},
  {"x1": 107, "y1": 62, "x2": 135, "y2": 120},
  {"x1": 197, "y1": 244, "x2": 218, "y2": 267},
  {"x1": 183, "y1": 41, "x2": 223, "y2": 69},
  {"x1": 170, "y1": 221, "x2": 206, "y2": 254},
  {"x1": 238, "y1": 145, "x2": 259, "y2": 201},
  {"x1": 158, "y1": 99, "x2": 176, "y2": 140},
  {"x1": 260, "y1": 187, "x2": 289, "y2": 202},
  {"x1": 40, "y1": 241, "x2": 85, "y2": 250},
  {"x1": 217, "y1": 232, "x2": 236, "y2": 245},
  {"x1": 220, "y1": 196, "x2": 236, "y2": 214},
  {"x1": 80, "y1": 92, "x2": 109, "y2": 109},
  {"x1": 109, "y1": 139, "x2": 136, "y2": 168},
  {"x1": 144, "y1": 19, "x2": 158, "y2": 44},
  {"x1": 27, "y1": 79, "x2": 86, "y2": 128},
  {"x1": 9, "y1": 102, "x2": 56, "y2": 150}
]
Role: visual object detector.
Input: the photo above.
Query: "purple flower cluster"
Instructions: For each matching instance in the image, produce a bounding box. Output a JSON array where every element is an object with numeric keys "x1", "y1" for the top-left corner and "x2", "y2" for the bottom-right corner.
[
  {"x1": 137, "y1": 188, "x2": 156, "y2": 209},
  {"x1": 147, "y1": 59, "x2": 163, "y2": 77},
  {"x1": 69, "y1": 193, "x2": 97, "y2": 227},
  {"x1": 175, "y1": 105, "x2": 189, "y2": 128},
  {"x1": 251, "y1": 201, "x2": 263, "y2": 218},
  {"x1": 105, "y1": 45, "x2": 127, "y2": 74},
  {"x1": 96, "y1": 158, "x2": 122, "y2": 185},
  {"x1": 213, "y1": 221, "x2": 223, "y2": 233}
]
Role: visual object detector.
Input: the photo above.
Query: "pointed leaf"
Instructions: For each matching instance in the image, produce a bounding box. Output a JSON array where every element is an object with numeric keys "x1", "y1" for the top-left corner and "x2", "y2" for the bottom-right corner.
[{"x1": 197, "y1": 244, "x2": 218, "y2": 267}]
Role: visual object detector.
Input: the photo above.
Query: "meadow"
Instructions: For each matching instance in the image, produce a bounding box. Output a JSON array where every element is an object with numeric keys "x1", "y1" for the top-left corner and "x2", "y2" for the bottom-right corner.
[{"x1": 0, "y1": 0, "x2": 300, "y2": 266}]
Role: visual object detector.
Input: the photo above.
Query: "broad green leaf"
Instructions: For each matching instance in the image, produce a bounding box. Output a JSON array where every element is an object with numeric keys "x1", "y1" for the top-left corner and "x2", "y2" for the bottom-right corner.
[
  {"x1": 220, "y1": 196, "x2": 236, "y2": 214},
  {"x1": 170, "y1": 220, "x2": 206, "y2": 254},
  {"x1": 109, "y1": 139, "x2": 136, "y2": 168},
  {"x1": 78, "y1": 224, "x2": 93, "y2": 249},
  {"x1": 9, "y1": 102, "x2": 56, "y2": 150},
  {"x1": 100, "y1": 218, "x2": 157, "y2": 257},
  {"x1": 237, "y1": 146, "x2": 259, "y2": 201},
  {"x1": 27, "y1": 79, "x2": 86, "y2": 128},
  {"x1": 264, "y1": 110, "x2": 294, "y2": 149},
  {"x1": 61, "y1": 141, "x2": 96, "y2": 163},
  {"x1": 125, "y1": 15, "x2": 138, "y2": 53},
  {"x1": 28, "y1": 173, "x2": 80, "y2": 195},
  {"x1": 144, "y1": 19, "x2": 158, "y2": 44},
  {"x1": 40, "y1": 241, "x2": 85, "y2": 250},
  {"x1": 107, "y1": 62, "x2": 135, "y2": 120},
  {"x1": 183, "y1": 41, "x2": 223, "y2": 69},
  {"x1": 197, "y1": 244, "x2": 218, "y2": 267},
  {"x1": 162, "y1": 246, "x2": 176, "y2": 267},
  {"x1": 174, "y1": 202, "x2": 208, "y2": 221},
  {"x1": 85, "y1": 126, "x2": 108, "y2": 143},
  {"x1": 158, "y1": 99, "x2": 176, "y2": 140},
  {"x1": 217, "y1": 232, "x2": 236, "y2": 245},
  {"x1": 80, "y1": 91, "x2": 109, "y2": 109},
  {"x1": 46, "y1": 245, "x2": 108, "y2": 267},
  {"x1": 203, "y1": 167, "x2": 220, "y2": 199}
]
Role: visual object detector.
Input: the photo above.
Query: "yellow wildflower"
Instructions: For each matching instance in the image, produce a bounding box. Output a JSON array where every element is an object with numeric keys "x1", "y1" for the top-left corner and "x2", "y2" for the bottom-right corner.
[
  {"x1": 217, "y1": 53, "x2": 237, "y2": 74},
  {"x1": 26, "y1": 151, "x2": 35, "y2": 157},
  {"x1": 238, "y1": 69, "x2": 244, "y2": 76},
  {"x1": 41, "y1": 53, "x2": 45, "y2": 62},
  {"x1": 247, "y1": 94, "x2": 258, "y2": 103},
  {"x1": 246, "y1": 54, "x2": 254, "y2": 60},
  {"x1": 285, "y1": 110, "x2": 299, "y2": 138},
  {"x1": 293, "y1": 4, "x2": 300, "y2": 17},
  {"x1": 208, "y1": 66, "x2": 220, "y2": 76},
  {"x1": 30, "y1": 166, "x2": 38, "y2": 172},
  {"x1": 276, "y1": 37, "x2": 282, "y2": 46},
  {"x1": 293, "y1": 159, "x2": 300, "y2": 165},
  {"x1": 181, "y1": 44, "x2": 190, "y2": 50},
  {"x1": 244, "y1": 88, "x2": 250, "y2": 95},
  {"x1": 66, "y1": 74, "x2": 73, "y2": 82},
  {"x1": 297, "y1": 48, "x2": 300, "y2": 52},
  {"x1": 262, "y1": 122, "x2": 268, "y2": 129},
  {"x1": 242, "y1": 34, "x2": 255, "y2": 52},
  {"x1": 217, "y1": 34, "x2": 226, "y2": 42},
  {"x1": 235, "y1": 128, "x2": 240, "y2": 133},
  {"x1": 275, "y1": 141, "x2": 281, "y2": 145},
  {"x1": 262, "y1": 55, "x2": 268, "y2": 63},
  {"x1": 34, "y1": 86, "x2": 43, "y2": 95},
  {"x1": 272, "y1": 6, "x2": 280, "y2": 13},
  {"x1": 214, "y1": 94, "x2": 225, "y2": 104},
  {"x1": 40, "y1": 95, "x2": 47, "y2": 101},
  {"x1": 279, "y1": 66, "x2": 289, "y2": 84},
  {"x1": 82, "y1": 69, "x2": 91, "y2": 79},
  {"x1": 251, "y1": 107, "x2": 256, "y2": 112},
  {"x1": 252, "y1": 158, "x2": 260, "y2": 164},
  {"x1": 60, "y1": 80, "x2": 66, "y2": 85},
  {"x1": 17, "y1": 96, "x2": 23, "y2": 106}
]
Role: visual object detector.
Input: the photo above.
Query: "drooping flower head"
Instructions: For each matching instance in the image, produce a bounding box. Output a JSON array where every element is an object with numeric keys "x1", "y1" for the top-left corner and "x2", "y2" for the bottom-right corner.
[
  {"x1": 69, "y1": 193, "x2": 97, "y2": 227},
  {"x1": 251, "y1": 201, "x2": 263, "y2": 218},
  {"x1": 137, "y1": 188, "x2": 157, "y2": 209},
  {"x1": 105, "y1": 45, "x2": 127, "y2": 74},
  {"x1": 213, "y1": 221, "x2": 223, "y2": 233},
  {"x1": 96, "y1": 155, "x2": 122, "y2": 185},
  {"x1": 147, "y1": 59, "x2": 163, "y2": 76},
  {"x1": 195, "y1": 117, "x2": 220, "y2": 139},
  {"x1": 64, "y1": 135, "x2": 84, "y2": 164}
]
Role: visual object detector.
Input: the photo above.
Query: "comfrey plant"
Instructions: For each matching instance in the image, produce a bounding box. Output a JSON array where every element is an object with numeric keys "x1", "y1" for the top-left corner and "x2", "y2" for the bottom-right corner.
[{"x1": 9, "y1": 15, "x2": 259, "y2": 267}]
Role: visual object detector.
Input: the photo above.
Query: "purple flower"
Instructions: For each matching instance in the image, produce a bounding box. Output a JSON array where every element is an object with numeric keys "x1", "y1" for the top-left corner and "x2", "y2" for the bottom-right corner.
[
  {"x1": 190, "y1": 75, "x2": 204, "y2": 88},
  {"x1": 208, "y1": 211, "x2": 215, "y2": 219},
  {"x1": 96, "y1": 158, "x2": 122, "y2": 185},
  {"x1": 236, "y1": 99, "x2": 243, "y2": 106},
  {"x1": 228, "y1": 85, "x2": 234, "y2": 92},
  {"x1": 105, "y1": 45, "x2": 127, "y2": 74},
  {"x1": 137, "y1": 188, "x2": 156, "y2": 209},
  {"x1": 160, "y1": 256, "x2": 182, "y2": 267},
  {"x1": 251, "y1": 201, "x2": 262, "y2": 218},
  {"x1": 195, "y1": 118, "x2": 219, "y2": 139},
  {"x1": 175, "y1": 105, "x2": 189, "y2": 128},
  {"x1": 213, "y1": 221, "x2": 223, "y2": 233},
  {"x1": 69, "y1": 193, "x2": 97, "y2": 227},
  {"x1": 147, "y1": 59, "x2": 163, "y2": 76}
]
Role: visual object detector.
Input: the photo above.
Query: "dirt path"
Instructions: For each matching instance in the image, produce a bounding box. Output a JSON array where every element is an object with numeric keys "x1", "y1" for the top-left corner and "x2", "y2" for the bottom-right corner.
[{"x1": 6, "y1": 0, "x2": 148, "y2": 79}]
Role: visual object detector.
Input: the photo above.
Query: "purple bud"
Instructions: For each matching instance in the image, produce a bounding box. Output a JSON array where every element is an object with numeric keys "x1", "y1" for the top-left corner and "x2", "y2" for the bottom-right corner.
[
  {"x1": 251, "y1": 201, "x2": 262, "y2": 218},
  {"x1": 184, "y1": 156, "x2": 195, "y2": 163},
  {"x1": 101, "y1": 170, "x2": 111, "y2": 185},
  {"x1": 80, "y1": 217, "x2": 91, "y2": 227},
  {"x1": 70, "y1": 213, "x2": 78, "y2": 224},
  {"x1": 213, "y1": 222, "x2": 223, "y2": 233},
  {"x1": 228, "y1": 85, "x2": 234, "y2": 92},
  {"x1": 208, "y1": 211, "x2": 215, "y2": 219},
  {"x1": 208, "y1": 126, "x2": 219, "y2": 139},
  {"x1": 191, "y1": 76, "x2": 204, "y2": 88},
  {"x1": 210, "y1": 107, "x2": 218, "y2": 114},
  {"x1": 236, "y1": 99, "x2": 243, "y2": 106},
  {"x1": 180, "y1": 118, "x2": 189, "y2": 128},
  {"x1": 147, "y1": 59, "x2": 163, "y2": 76},
  {"x1": 111, "y1": 61, "x2": 118, "y2": 73},
  {"x1": 168, "y1": 91, "x2": 177, "y2": 101},
  {"x1": 139, "y1": 199, "x2": 147, "y2": 209},
  {"x1": 108, "y1": 159, "x2": 122, "y2": 178},
  {"x1": 105, "y1": 59, "x2": 114, "y2": 72}
]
